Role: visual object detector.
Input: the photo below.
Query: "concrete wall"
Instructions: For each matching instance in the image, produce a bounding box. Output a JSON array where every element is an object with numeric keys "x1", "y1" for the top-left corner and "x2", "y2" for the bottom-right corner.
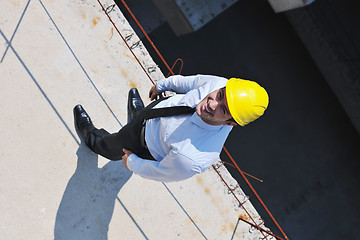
[{"x1": 285, "y1": 0, "x2": 360, "y2": 134}]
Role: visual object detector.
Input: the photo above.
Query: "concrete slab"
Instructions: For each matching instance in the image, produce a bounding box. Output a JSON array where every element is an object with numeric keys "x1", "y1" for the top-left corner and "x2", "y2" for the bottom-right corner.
[
  {"x1": 152, "y1": 0, "x2": 238, "y2": 35},
  {"x1": 0, "y1": 0, "x2": 271, "y2": 239},
  {"x1": 267, "y1": 0, "x2": 315, "y2": 13}
]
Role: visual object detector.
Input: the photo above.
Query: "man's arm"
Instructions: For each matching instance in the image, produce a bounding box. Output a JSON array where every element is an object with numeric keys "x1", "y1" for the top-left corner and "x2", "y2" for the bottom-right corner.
[
  {"x1": 153, "y1": 75, "x2": 227, "y2": 96},
  {"x1": 149, "y1": 75, "x2": 201, "y2": 100},
  {"x1": 125, "y1": 150, "x2": 202, "y2": 182}
]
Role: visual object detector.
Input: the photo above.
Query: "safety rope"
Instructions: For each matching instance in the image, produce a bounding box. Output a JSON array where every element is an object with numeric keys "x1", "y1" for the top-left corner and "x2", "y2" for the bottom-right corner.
[{"x1": 95, "y1": 1, "x2": 289, "y2": 239}]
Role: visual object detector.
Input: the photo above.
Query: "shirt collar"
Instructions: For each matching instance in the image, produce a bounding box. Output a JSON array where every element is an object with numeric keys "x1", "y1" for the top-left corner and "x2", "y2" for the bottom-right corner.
[{"x1": 190, "y1": 112, "x2": 226, "y2": 131}]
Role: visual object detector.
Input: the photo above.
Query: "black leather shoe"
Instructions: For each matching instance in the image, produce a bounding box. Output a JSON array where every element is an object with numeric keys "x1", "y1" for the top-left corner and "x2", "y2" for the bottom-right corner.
[
  {"x1": 128, "y1": 88, "x2": 145, "y2": 122},
  {"x1": 73, "y1": 104, "x2": 95, "y2": 139}
]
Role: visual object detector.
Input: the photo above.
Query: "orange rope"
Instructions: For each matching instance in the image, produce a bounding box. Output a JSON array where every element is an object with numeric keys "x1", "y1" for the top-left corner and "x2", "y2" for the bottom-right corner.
[
  {"x1": 222, "y1": 161, "x2": 263, "y2": 182},
  {"x1": 120, "y1": 0, "x2": 175, "y2": 76},
  {"x1": 167, "y1": 58, "x2": 183, "y2": 77}
]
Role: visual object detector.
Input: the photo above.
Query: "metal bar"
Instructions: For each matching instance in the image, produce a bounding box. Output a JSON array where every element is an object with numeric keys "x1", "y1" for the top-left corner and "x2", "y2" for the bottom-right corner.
[
  {"x1": 212, "y1": 165, "x2": 268, "y2": 239},
  {"x1": 238, "y1": 216, "x2": 285, "y2": 240},
  {"x1": 96, "y1": 0, "x2": 156, "y2": 85},
  {"x1": 223, "y1": 147, "x2": 289, "y2": 240}
]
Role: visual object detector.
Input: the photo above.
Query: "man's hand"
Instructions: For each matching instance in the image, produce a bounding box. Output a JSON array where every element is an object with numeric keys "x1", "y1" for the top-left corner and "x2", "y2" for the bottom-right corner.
[
  {"x1": 149, "y1": 85, "x2": 161, "y2": 100},
  {"x1": 122, "y1": 148, "x2": 133, "y2": 171}
]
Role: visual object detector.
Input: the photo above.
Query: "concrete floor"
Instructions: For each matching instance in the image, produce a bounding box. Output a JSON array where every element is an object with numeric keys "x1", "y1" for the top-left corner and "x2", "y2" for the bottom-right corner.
[
  {"x1": 138, "y1": 0, "x2": 360, "y2": 239},
  {"x1": 0, "y1": 0, "x2": 271, "y2": 239}
]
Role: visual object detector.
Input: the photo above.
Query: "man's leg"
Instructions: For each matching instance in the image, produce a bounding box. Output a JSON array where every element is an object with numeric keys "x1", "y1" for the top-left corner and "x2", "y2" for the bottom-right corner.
[
  {"x1": 73, "y1": 105, "x2": 120, "y2": 160},
  {"x1": 85, "y1": 116, "x2": 151, "y2": 161},
  {"x1": 85, "y1": 88, "x2": 146, "y2": 160},
  {"x1": 85, "y1": 128, "x2": 124, "y2": 160},
  {"x1": 74, "y1": 103, "x2": 154, "y2": 161}
]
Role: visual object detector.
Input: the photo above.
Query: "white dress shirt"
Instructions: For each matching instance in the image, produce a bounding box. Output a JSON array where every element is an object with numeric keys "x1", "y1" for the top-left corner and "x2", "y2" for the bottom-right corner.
[{"x1": 126, "y1": 75, "x2": 233, "y2": 182}]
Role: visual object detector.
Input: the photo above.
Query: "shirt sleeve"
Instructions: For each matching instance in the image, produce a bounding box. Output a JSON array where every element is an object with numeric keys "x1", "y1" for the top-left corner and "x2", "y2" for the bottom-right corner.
[
  {"x1": 156, "y1": 74, "x2": 227, "y2": 94},
  {"x1": 126, "y1": 150, "x2": 202, "y2": 182}
]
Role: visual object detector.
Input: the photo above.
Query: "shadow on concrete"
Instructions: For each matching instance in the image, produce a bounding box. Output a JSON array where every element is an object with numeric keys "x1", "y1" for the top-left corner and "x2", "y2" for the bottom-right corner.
[{"x1": 54, "y1": 144, "x2": 132, "y2": 239}]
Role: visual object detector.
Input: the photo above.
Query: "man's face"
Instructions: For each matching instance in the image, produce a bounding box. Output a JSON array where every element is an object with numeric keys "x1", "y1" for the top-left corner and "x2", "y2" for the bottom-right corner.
[{"x1": 196, "y1": 87, "x2": 237, "y2": 126}]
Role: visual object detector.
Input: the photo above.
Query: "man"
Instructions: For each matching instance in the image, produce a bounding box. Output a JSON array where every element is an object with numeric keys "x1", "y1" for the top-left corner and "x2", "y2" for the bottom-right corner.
[{"x1": 74, "y1": 74, "x2": 268, "y2": 182}]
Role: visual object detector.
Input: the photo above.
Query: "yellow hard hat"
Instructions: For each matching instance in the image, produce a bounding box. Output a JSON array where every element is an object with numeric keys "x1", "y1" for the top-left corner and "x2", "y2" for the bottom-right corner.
[{"x1": 226, "y1": 78, "x2": 269, "y2": 126}]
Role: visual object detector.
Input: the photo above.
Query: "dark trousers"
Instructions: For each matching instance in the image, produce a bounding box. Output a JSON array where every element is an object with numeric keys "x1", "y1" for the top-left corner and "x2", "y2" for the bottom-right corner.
[{"x1": 85, "y1": 100, "x2": 161, "y2": 161}]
